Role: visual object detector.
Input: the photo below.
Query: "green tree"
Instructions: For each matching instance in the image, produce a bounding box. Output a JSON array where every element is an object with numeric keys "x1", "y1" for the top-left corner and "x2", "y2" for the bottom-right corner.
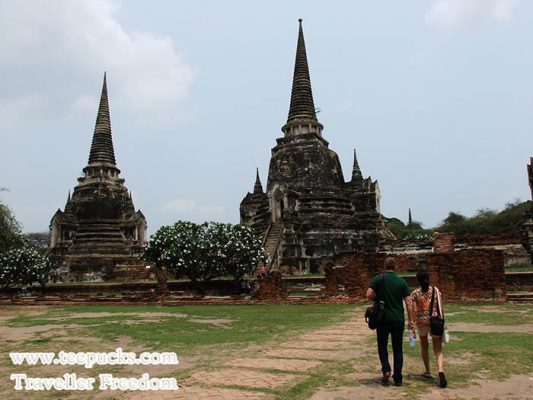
[
  {"x1": 208, "y1": 223, "x2": 269, "y2": 281},
  {"x1": 438, "y1": 212, "x2": 470, "y2": 235},
  {"x1": 385, "y1": 217, "x2": 432, "y2": 240},
  {"x1": 142, "y1": 221, "x2": 268, "y2": 294},
  {"x1": 0, "y1": 201, "x2": 23, "y2": 253},
  {"x1": 0, "y1": 245, "x2": 53, "y2": 289},
  {"x1": 437, "y1": 200, "x2": 531, "y2": 235},
  {"x1": 24, "y1": 232, "x2": 50, "y2": 254}
]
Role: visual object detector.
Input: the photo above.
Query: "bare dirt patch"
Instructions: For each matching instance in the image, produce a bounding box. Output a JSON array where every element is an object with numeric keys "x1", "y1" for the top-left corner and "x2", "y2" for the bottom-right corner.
[
  {"x1": 45, "y1": 311, "x2": 188, "y2": 320},
  {"x1": 309, "y1": 382, "x2": 410, "y2": 400},
  {"x1": 0, "y1": 306, "x2": 49, "y2": 317},
  {"x1": 465, "y1": 306, "x2": 530, "y2": 314},
  {"x1": 451, "y1": 322, "x2": 533, "y2": 333},
  {"x1": 425, "y1": 374, "x2": 533, "y2": 400},
  {"x1": 0, "y1": 323, "x2": 83, "y2": 342},
  {"x1": 188, "y1": 318, "x2": 234, "y2": 328}
]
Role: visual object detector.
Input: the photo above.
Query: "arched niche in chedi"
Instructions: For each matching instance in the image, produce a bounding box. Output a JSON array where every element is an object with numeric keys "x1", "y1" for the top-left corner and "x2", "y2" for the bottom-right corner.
[
  {"x1": 270, "y1": 185, "x2": 288, "y2": 223},
  {"x1": 240, "y1": 20, "x2": 394, "y2": 273}
]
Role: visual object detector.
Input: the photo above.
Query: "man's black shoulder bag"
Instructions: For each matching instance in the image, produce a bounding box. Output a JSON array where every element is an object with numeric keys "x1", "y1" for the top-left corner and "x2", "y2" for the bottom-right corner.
[{"x1": 365, "y1": 273, "x2": 385, "y2": 330}]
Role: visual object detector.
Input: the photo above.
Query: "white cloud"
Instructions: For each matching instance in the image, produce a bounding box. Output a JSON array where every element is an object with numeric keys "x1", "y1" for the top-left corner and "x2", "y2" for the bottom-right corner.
[
  {"x1": 0, "y1": 0, "x2": 196, "y2": 131},
  {"x1": 425, "y1": 0, "x2": 521, "y2": 30},
  {"x1": 162, "y1": 199, "x2": 225, "y2": 222}
]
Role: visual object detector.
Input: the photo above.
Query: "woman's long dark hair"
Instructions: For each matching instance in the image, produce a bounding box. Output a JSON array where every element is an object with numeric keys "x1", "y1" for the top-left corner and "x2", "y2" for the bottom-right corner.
[{"x1": 416, "y1": 268, "x2": 430, "y2": 293}]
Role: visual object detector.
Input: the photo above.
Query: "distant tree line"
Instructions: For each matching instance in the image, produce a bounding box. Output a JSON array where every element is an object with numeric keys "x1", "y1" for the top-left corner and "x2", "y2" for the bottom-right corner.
[{"x1": 386, "y1": 200, "x2": 531, "y2": 239}]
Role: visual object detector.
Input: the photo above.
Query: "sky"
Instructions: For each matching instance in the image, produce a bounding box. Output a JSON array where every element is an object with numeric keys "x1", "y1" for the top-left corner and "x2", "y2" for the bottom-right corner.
[{"x1": 0, "y1": 0, "x2": 532, "y2": 235}]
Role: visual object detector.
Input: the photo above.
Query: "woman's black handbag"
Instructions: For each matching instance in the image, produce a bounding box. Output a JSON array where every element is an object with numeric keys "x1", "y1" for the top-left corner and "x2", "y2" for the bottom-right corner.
[
  {"x1": 429, "y1": 286, "x2": 445, "y2": 337},
  {"x1": 365, "y1": 274, "x2": 385, "y2": 330}
]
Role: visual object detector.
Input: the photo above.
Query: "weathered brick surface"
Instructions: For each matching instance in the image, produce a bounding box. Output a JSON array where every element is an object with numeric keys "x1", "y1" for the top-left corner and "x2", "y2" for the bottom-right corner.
[
  {"x1": 433, "y1": 233, "x2": 455, "y2": 253},
  {"x1": 324, "y1": 253, "x2": 386, "y2": 298},
  {"x1": 428, "y1": 249, "x2": 506, "y2": 300},
  {"x1": 255, "y1": 271, "x2": 286, "y2": 300},
  {"x1": 328, "y1": 249, "x2": 506, "y2": 301}
]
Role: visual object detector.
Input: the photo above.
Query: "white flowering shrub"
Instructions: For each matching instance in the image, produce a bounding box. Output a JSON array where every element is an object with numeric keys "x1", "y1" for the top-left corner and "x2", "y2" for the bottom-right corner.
[
  {"x1": 142, "y1": 221, "x2": 269, "y2": 290},
  {"x1": 0, "y1": 245, "x2": 53, "y2": 289},
  {"x1": 211, "y1": 223, "x2": 269, "y2": 281}
]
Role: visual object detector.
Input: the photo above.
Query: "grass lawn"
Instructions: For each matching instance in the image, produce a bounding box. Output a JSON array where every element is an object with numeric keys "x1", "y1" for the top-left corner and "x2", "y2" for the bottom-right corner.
[
  {"x1": 505, "y1": 264, "x2": 533, "y2": 273},
  {"x1": 4, "y1": 304, "x2": 353, "y2": 353},
  {"x1": 1, "y1": 303, "x2": 532, "y2": 399}
]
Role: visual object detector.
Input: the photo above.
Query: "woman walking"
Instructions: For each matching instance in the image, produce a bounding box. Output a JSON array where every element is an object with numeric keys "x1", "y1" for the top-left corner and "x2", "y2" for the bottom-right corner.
[{"x1": 409, "y1": 269, "x2": 447, "y2": 388}]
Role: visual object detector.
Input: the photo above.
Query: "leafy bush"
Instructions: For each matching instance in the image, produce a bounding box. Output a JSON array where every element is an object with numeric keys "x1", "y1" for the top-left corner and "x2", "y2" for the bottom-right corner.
[
  {"x1": 0, "y1": 245, "x2": 53, "y2": 289},
  {"x1": 142, "y1": 221, "x2": 268, "y2": 292},
  {"x1": 385, "y1": 217, "x2": 432, "y2": 240},
  {"x1": 0, "y1": 201, "x2": 24, "y2": 253}
]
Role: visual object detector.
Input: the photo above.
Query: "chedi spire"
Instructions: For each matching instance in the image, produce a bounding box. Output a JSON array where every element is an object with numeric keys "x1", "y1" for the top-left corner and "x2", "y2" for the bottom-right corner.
[
  {"x1": 254, "y1": 168, "x2": 264, "y2": 194},
  {"x1": 88, "y1": 72, "x2": 116, "y2": 166},
  {"x1": 287, "y1": 19, "x2": 317, "y2": 123}
]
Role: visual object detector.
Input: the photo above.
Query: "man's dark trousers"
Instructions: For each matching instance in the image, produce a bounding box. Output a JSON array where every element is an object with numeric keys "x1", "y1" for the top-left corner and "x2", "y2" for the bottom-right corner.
[{"x1": 376, "y1": 320, "x2": 405, "y2": 384}]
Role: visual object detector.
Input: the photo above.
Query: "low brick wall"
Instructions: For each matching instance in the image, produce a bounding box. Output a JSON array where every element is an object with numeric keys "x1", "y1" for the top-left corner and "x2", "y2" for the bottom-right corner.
[
  {"x1": 427, "y1": 249, "x2": 506, "y2": 300},
  {"x1": 324, "y1": 253, "x2": 386, "y2": 299},
  {"x1": 255, "y1": 271, "x2": 287, "y2": 300},
  {"x1": 328, "y1": 249, "x2": 506, "y2": 301}
]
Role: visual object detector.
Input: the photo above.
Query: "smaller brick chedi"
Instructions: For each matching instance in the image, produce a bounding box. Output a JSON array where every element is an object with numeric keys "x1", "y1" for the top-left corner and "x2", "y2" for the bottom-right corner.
[
  {"x1": 48, "y1": 74, "x2": 147, "y2": 281},
  {"x1": 240, "y1": 20, "x2": 393, "y2": 273}
]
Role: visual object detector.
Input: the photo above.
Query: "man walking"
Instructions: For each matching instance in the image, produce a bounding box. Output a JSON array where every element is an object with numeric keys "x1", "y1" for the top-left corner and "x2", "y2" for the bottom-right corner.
[{"x1": 366, "y1": 257, "x2": 412, "y2": 386}]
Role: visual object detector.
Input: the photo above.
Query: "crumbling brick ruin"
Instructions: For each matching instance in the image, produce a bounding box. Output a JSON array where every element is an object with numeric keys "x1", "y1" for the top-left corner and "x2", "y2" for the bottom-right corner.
[
  {"x1": 326, "y1": 234, "x2": 507, "y2": 301},
  {"x1": 326, "y1": 251, "x2": 506, "y2": 301}
]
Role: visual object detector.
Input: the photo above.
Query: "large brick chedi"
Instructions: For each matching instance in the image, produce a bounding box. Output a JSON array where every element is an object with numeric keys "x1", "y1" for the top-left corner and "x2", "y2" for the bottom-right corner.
[
  {"x1": 240, "y1": 20, "x2": 393, "y2": 273},
  {"x1": 48, "y1": 74, "x2": 147, "y2": 281}
]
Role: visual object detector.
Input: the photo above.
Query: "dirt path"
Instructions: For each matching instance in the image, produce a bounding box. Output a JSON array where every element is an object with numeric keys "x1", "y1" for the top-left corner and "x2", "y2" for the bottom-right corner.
[
  {"x1": 120, "y1": 308, "x2": 533, "y2": 400},
  {"x1": 2, "y1": 307, "x2": 532, "y2": 399}
]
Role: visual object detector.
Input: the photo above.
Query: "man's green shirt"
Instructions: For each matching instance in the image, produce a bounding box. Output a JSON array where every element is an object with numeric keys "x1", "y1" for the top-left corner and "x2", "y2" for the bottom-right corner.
[{"x1": 370, "y1": 271, "x2": 410, "y2": 322}]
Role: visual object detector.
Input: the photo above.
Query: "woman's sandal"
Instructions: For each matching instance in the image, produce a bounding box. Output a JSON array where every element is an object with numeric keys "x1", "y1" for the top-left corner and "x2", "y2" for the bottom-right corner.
[
  {"x1": 439, "y1": 372, "x2": 447, "y2": 388},
  {"x1": 420, "y1": 372, "x2": 432, "y2": 379}
]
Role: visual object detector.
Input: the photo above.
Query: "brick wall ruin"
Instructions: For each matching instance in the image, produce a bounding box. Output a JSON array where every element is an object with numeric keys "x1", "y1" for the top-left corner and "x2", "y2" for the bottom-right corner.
[
  {"x1": 254, "y1": 271, "x2": 287, "y2": 300},
  {"x1": 327, "y1": 249, "x2": 506, "y2": 301}
]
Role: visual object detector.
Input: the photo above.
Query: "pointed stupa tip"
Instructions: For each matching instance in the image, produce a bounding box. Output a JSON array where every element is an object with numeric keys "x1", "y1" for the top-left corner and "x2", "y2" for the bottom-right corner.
[
  {"x1": 87, "y1": 72, "x2": 116, "y2": 166},
  {"x1": 287, "y1": 18, "x2": 317, "y2": 123},
  {"x1": 64, "y1": 190, "x2": 73, "y2": 213},
  {"x1": 253, "y1": 168, "x2": 264, "y2": 194},
  {"x1": 351, "y1": 149, "x2": 362, "y2": 181},
  {"x1": 408, "y1": 208, "x2": 413, "y2": 225}
]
